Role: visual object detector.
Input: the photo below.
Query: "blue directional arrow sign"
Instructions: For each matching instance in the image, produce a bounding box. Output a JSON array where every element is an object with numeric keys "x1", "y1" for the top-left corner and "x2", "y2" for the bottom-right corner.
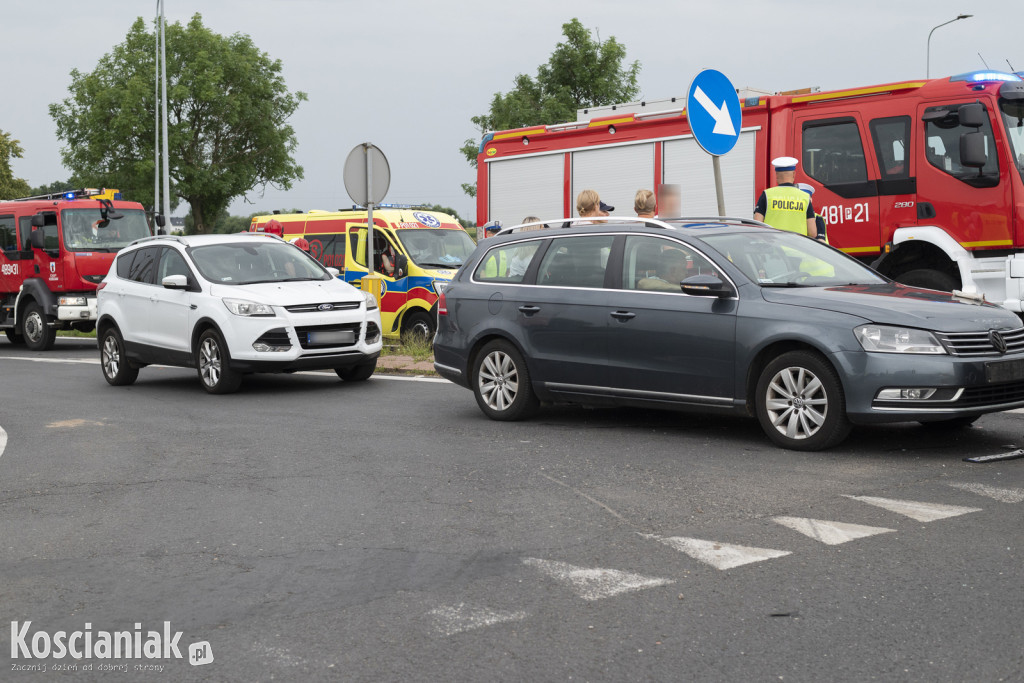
[{"x1": 686, "y1": 69, "x2": 742, "y2": 156}]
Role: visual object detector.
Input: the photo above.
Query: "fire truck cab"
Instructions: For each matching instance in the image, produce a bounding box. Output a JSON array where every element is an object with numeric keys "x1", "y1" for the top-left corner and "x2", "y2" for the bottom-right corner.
[
  {"x1": 476, "y1": 70, "x2": 1024, "y2": 314},
  {"x1": 0, "y1": 189, "x2": 154, "y2": 350}
]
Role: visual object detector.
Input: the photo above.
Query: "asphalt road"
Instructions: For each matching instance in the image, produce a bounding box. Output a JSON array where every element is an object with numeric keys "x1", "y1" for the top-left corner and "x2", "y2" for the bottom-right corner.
[{"x1": 1, "y1": 337, "x2": 1023, "y2": 682}]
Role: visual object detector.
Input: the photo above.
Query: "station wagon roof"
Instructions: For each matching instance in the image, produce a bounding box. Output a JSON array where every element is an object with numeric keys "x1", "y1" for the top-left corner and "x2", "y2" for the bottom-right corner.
[{"x1": 490, "y1": 216, "x2": 776, "y2": 241}]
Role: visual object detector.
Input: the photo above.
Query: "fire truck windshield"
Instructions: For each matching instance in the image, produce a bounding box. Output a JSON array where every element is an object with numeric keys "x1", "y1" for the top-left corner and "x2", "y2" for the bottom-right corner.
[
  {"x1": 394, "y1": 229, "x2": 476, "y2": 268},
  {"x1": 61, "y1": 209, "x2": 152, "y2": 252},
  {"x1": 1000, "y1": 99, "x2": 1024, "y2": 182}
]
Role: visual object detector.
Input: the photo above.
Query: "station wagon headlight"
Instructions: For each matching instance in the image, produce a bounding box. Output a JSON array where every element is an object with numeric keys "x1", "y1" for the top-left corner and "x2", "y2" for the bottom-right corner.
[
  {"x1": 363, "y1": 291, "x2": 378, "y2": 311},
  {"x1": 223, "y1": 298, "x2": 275, "y2": 317},
  {"x1": 855, "y1": 325, "x2": 946, "y2": 354}
]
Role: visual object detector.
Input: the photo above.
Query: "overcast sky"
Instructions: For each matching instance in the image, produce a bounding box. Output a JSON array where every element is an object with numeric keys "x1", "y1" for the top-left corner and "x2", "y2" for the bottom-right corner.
[{"x1": 3, "y1": 0, "x2": 1019, "y2": 223}]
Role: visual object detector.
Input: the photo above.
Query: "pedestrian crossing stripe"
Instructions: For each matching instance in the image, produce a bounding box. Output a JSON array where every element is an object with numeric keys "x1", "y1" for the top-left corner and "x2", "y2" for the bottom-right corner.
[
  {"x1": 641, "y1": 534, "x2": 791, "y2": 570},
  {"x1": 772, "y1": 516, "x2": 895, "y2": 545},
  {"x1": 522, "y1": 558, "x2": 674, "y2": 600},
  {"x1": 947, "y1": 482, "x2": 1024, "y2": 504},
  {"x1": 843, "y1": 495, "x2": 981, "y2": 522}
]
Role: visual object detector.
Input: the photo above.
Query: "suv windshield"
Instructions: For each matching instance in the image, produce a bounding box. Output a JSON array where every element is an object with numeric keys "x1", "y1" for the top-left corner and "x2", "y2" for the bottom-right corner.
[
  {"x1": 61, "y1": 208, "x2": 152, "y2": 252},
  {"x1": 701, "y1": 231, "x2": 886, "y2": 287},
  {"x1": 189, "y1": 241, "x2": 330, "y2": 285},
  {"x1": 394, "y1": 229, "x2": 476, "y2": 268},
  {"x1": 1000, "y1": 97, "x2": 1024, "y2": 184}
]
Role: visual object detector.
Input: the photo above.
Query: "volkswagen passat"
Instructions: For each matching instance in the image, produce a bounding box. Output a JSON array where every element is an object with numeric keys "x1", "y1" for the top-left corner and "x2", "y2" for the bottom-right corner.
[
  {"x1": 433, "y1": 218, "x2": 1024, "y2": 450},
  {"x1": 97, "y1": 234, "x2": 382, "y2": 393}
]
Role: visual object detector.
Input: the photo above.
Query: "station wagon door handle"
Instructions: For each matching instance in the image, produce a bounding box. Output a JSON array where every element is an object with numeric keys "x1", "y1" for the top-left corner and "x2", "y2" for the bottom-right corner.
[
  {"x1": 610, "y1": 310, "x2": 636, "y2": 321},
  {"x1": 518, "y1": 305, "x2": 541, "y2": 315}
]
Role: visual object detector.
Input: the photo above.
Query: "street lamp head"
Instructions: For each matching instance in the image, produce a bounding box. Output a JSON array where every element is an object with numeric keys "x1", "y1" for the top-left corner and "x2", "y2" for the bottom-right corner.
[{"x1": 956, "y1": 14, "x2": 972, "y2": 19}]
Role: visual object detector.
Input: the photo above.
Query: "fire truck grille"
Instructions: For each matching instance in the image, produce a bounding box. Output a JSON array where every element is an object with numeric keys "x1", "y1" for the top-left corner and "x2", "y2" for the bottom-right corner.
[
  {"x1": 938, "y1": 328, "x2": 1024, "y2": 356},
  {"x1": 294, "y1": 322, "x2": 362, "y2": 349},
  {"x1": 284, "y1": 301, "x2": 361, "y2": 313},
  {"x1": 957, "y1": 382, "x2": 1024, "y2": 407}
]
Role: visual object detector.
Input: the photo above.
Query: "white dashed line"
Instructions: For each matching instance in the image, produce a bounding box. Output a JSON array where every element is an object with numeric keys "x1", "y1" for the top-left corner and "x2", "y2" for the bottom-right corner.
[
  {"x1": 522, "y1": 557, "x2": 674, "y2": 600},
  {"x1": 844, "y1": 495, "x2": 982, "y2": 522},
  {"x1": 947, "y1": 482, "x2": 1024, "y2": 504},
  {"x1": 0, "y1": 355, "x2": 98, "y2": 365},
  {"x1": 641, "y1": 534, "x2": 791, "y2": 570},
  {"x1": 0, "y1": 425, "x2": 7, "y2": 458},
  {"x1": 772, "y1": 517, "x2": 895, "y2": 545},
  {"x1": 428, "y1": 603, "x2": 528, "y2": 636}
]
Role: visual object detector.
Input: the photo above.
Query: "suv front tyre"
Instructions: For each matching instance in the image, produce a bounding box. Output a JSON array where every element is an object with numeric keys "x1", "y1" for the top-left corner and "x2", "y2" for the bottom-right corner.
[
  {"x1": 99, "y1": 326, "x2": 139, "y2": 386},
  {"x1": 196, "y1": 329, "x2": 242, "y2": 394},
  {"x1": 471, "y1": 339, "x2": 539, "y2": 421}
]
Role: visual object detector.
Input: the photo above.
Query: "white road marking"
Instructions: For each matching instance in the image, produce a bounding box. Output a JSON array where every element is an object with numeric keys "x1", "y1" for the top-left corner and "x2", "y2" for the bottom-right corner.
[
  {"x1": 1008, "y1": 408, "x2": 1024, "y2": 414},
  {"x1": 428, "y1": 603, "x2": 528, "y2": 636},
  {"x1": 522, "y1": 557, "x2": 673, "y2": 600},
  {"x1": 772, "y1": 516, "x2": 895, "y2": 545},
  {"x1": 0, "y1": 355, "x2": 99, "y2": 365},
  {"x1": 947, "y1": 482, "x2": 1024, "y2": 504},
  {"x1": 0, "y1": 425, "x2": 7, "y2": 459},
  {"x1": 536, "y1": 470, "x2": 631, "y2": 524},
  {"x1": 641, "y1": 534, "x2": 790, "y2": 570},
  {"x1": 844, "y1": 495, "x2": 982, "y2": 522}
]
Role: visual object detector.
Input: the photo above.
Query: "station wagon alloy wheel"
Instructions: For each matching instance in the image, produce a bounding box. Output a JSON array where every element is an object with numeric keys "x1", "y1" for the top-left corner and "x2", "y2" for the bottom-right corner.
[
  {"x1": 471, "y1": 339, "x2": 539, "y2": 421},
  {"x1": 102, "y1": 335, "x2": 121, "y2": 379},
  {"x1": 765, "y1": 366, "x2": 828, "y2": 440},
  {"x1": 479, "y1": 350, "x2": 519, "y2": 411}
]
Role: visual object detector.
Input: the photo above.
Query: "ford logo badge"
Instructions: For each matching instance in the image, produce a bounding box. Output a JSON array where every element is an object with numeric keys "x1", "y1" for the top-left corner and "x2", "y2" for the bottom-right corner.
[{"x1": 318, "y1": 303, "x2": 334, "y2": 311}]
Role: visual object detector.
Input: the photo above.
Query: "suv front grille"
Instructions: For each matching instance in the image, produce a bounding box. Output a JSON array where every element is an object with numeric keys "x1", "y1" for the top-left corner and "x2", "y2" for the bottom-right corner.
[
  {"x1": 939, "y1": 328, "x2": 1024, "y2": 356},
  {"x1": 294, "y1": 322, "x2": 361, "y2": 349},
  {"x1": 284, "y1": 301, "x2": 361, "y2": 313}
]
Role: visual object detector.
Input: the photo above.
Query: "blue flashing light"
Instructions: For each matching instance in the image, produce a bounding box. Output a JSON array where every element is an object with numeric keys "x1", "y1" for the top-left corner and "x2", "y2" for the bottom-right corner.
[
  {"x1": 64, "y1": 191, "x2": 76, "y2": 200},
  {"x1": 950, "y1": 71, "x2": 1021, "y2": 83},
  {"x1": 113, "y1": 192, "x2": 122, "y2": 200}
]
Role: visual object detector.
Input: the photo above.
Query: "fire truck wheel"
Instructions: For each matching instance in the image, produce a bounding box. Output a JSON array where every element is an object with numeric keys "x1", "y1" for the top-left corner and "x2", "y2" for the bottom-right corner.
[
  {"x1": 196, "y1": 329, "x2": 242, "y2": 394},
  {"x1": 4, "y1": 329, "x2": 26, "y2": 345},
  {"x1": 99, "y1": 327, "x2": 139, "y2": 386},
  {"x1": 22, "y1": 302, "x2": 56, "y2": 351},
  {"x1": 335, "y1": 359, "x2": 376, "y2": 382},
  {"x1": 895, "y1": 269, "x2": 957, "y2": 293},
  {"x1": 471, "y1": 339, "x2": 539, "y2": 421},
  {"x1": 755, "y1": 350, "x2": 851, "y2": 451},
  {"x1": 401, "y1": 311, "x2": 435, "y2": 345}
]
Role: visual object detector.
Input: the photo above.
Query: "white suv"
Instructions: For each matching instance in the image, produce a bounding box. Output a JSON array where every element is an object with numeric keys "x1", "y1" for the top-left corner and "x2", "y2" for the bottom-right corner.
[{"x1": 96, "y1": 233, "x2": 383, "y2": 393}]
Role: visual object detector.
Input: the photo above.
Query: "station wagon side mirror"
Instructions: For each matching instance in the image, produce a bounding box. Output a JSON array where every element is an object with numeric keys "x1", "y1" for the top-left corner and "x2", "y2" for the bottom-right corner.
[
  {"x1": 161, "y1": 274, "x2": 189, "y2": 290},
  {"x1": 681, "y1": 274, "x2": 734, "y2": 298},
  {"x1": 957, "y1": 103, "x2": 987, "y2": 128},
  {"x1": 30, "y1": 229, "x2": 46, "y2": 250},
  {"x1": 960, "y1": 131, "x2": 987, "y2": 169}
]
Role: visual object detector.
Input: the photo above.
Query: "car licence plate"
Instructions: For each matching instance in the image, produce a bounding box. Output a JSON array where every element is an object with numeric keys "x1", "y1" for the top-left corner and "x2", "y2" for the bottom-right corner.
[
  {"x1": 985, "y1": 359, "x2": 1024, "y2": 383},
  {"x1": 307, "y1": 330, "x2": 354, "y2": 345}
]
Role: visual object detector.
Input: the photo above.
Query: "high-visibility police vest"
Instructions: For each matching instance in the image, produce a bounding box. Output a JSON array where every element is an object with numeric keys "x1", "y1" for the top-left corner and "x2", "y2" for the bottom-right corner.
[{"x1": 763, "y1": 185, "x2": 810, "y2": 235}]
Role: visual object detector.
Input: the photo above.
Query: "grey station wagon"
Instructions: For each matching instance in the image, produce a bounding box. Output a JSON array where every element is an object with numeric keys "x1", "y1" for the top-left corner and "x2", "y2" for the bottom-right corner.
[{"x1": 433, "y1": 218, "x2": 1024, "y2": 451}]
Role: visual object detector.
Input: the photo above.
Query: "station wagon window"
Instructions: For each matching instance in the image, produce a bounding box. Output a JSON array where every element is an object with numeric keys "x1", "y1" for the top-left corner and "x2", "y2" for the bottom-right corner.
[
  {"x1": 0, "y1": 215, "x2": 15, "y2": 252},
  {"x1": 474, "y1": 240, "x2": 543, "y2": 284},
  {"x1": 869, "y1": 116, "x2": 910, "y2": 179},
  {"x1": 127, "y1": 247, "x2": 158, "y2": 284},
  {"x1": 924, "y1": 103, "x2": 1000, "y2": 187},
  {"x1": 621, "y1": 236, "x2": 718, "y2": 292},
  {"x1": 802, "y1": 118, "x2": 869, "y2": 187},
  {"x1": 536, "y1": 235, "x2": 615, "y2": 289}
]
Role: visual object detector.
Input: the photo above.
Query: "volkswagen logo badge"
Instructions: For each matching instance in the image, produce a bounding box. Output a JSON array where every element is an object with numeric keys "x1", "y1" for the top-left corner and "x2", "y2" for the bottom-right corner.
[
  {"x1": 990, "y1": 330, "x2": 1008, "y2": 355},
  {"x1": 318, "y1": 303, "x2": 334, "y2": 311}
]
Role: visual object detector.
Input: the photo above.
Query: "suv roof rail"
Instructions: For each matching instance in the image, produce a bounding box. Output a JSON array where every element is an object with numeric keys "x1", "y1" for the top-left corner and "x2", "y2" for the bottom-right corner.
[
  {"x1": 494, "y1": 215, "x2": 768, "y2": 236},
  {"x1": 127, "y1": 235, "x2": 189, "y2": 248}
]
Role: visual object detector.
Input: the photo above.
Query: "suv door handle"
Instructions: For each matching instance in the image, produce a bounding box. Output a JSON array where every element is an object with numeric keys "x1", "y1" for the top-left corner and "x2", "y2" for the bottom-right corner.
[
  {"x1": 610, "y1": 310, "x2": 636, "y2": 321},
  {"x1": 518, "y1": 305, "x2": 541, "y2": 315}
]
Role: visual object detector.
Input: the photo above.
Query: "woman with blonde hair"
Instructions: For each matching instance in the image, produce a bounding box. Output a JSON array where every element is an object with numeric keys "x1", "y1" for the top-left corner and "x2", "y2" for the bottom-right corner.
[
  {"x1": 576, "y1": 189, "x2": 603, "y2": 224},
  {"x1": 634, "y1": 189, "x2": 656, "y2": 218}
]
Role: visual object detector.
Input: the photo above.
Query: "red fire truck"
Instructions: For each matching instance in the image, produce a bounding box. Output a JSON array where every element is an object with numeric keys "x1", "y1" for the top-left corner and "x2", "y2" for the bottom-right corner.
[
  {"x1": 475, "y1": 70, "x2": 1024, "y2": 312},
  {"x1": 1, "y1": 189, "x2": 155, "y2": 350}
]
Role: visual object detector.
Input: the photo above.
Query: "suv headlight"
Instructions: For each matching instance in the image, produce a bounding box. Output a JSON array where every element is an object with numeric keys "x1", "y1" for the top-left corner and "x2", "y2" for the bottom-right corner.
[
  {"x1": 855, "y1": 325, "x2": 946, "y2": 354},
  {"x1": 223, "y1": 298, "x2": 275, "y2": 317},
  {"x1": 363, "y1": 291, "x2": 378, "y2": 311}
]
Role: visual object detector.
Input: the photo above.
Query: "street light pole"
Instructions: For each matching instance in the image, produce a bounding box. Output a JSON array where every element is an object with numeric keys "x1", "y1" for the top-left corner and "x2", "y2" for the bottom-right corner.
[
  {"x1": 159, "y1": 0, "x2": 171, "y2": 225},
  {"x1": 927, "y1": 14, "x2": 973, "y2": 79}
]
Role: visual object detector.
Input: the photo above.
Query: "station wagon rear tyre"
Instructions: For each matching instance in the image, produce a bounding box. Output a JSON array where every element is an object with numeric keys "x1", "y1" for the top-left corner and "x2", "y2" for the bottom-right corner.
[
  {"x1": 5, "y1": 329, "x2": 25, "y2": 345},
  {"x1": 472, "y1": 340, "x2": 538, "y2": 421},
  {"x1": 336, "y1": 360, "x2": 376, "y2": 382},
  {"x1": 196, "y1": 329, "x2": 242, "y2": 394},
  {"x1": 22, "y1": 302, "x2": 56, "y2": 351},
  {"x1": 100, "y1": 327, "x2": 138, "y2": 386},
  {"x1": 755, "y1": 351, "x2": 851, "y2": 451}
]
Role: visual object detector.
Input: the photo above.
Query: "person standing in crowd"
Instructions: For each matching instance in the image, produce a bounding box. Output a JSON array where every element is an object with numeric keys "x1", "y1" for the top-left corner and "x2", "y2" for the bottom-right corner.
[
  {"x1": 753, "y1": 157, "x2": 817, "y2": 238},
  {"x1": 656, "y1": 184, "x2": 681, "y2": 218},
  {"x1": 507, "y1": 216, "x2": 542, "y2": 278},
  {"x1": 634, "y1": 189, "x2": 656, "y2": 218},
  {"x1": 576, "y1": 190, "x2": 608, "y2": 224}
]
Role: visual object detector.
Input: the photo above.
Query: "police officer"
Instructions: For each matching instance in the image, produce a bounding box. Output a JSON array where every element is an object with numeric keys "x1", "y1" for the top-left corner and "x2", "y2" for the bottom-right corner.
[
  {"x1": 753, "y1": 157, "x2": 817, "y2": 238},
  {"x1": 797, "y1": 183, "x2": 828, "y2": 243}
]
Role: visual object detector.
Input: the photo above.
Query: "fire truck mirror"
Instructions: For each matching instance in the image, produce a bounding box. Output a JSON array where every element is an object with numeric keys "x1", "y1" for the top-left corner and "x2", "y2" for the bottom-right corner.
[
  {"x1": 30, "y1": 214, "x2": 45, "y2": 228},
  {"x1": 957, "y1": 103, "x2": 987, "y2": 128},
  {"x1": 960, "y1": 131, "x2": 988, "y2": 169},
  {"x1": 155, "y1": 214, "x2": 166, "y2": 228},
  {"x1": 30, "y1": 229, "x2": 46, "y2": 250}
]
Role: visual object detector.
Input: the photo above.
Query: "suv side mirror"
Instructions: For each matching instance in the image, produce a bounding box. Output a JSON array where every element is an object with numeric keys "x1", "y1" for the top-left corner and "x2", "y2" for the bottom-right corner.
[
  {"x1": 681, "y1": 274, "x2": 734, "y2": 298},
  {"x1": 326, "y1": 267, "x2": 340, "y2": 278},
  {"x1": 958, "y1": 103, "x2": 987, "y2": 128},
  {"x1": 161, "y1": 274, "x2": 189, "y2": 290},
  {"x1": 30, "y1": 229, "x2": 46, "y2": 250},
  {"x1": 960, "y1": 131, "x2": 988, "y2": 168},
  {"x1": 30, "y1": 214, "x2": 45, "y2": 228}
]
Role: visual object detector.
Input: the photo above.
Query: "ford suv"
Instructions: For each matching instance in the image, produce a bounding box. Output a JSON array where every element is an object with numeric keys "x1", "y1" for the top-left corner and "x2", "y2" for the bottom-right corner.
[{"x1": 96, "y1": 233, "x2": 382, "y2": 393}]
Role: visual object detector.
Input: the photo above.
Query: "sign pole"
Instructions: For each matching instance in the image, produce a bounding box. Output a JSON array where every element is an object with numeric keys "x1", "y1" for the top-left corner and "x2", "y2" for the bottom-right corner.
[
  {"x1": 365, "y1": 143, "x2": 374, "y2": 275},
  {"x1": 712, "y1": 155, "x2": 727, "y2": 217}
]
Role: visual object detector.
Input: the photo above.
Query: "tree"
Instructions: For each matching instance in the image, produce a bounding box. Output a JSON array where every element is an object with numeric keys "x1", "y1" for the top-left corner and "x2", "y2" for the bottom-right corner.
[
  {"x1": 459, "y1": 18, "x2": 641, "y2": 197},
  {"x1": 50, "y1": 14, "x2": 306, "y2": 233},
  {"x1": 27, "y1": 179, "x2": 77, "y2": 197},
  {"x1": 0, "y1": 129, "x2": 31, "y2": 200},
  {"x1": 420, "y1": 204, "x2": 474, "y2": 230}
]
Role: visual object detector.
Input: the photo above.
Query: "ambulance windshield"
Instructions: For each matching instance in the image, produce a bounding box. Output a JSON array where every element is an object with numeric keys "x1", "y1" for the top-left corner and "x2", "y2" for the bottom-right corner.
[
  {"x1": 395, "y1": 229, "x2": 476, "y2": 269},
  {"x1": 61, "y1": 209, "x2": 152, "y2": 252},
  {"x1": 1000, "y1": 99, "x2": 1024, "y2": 182}
]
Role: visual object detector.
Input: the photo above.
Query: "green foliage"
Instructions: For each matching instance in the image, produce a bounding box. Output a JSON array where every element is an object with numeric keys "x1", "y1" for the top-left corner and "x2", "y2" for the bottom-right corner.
[
  {"x1": 50, "y1": 14, "x2": 306, "y2": 233},
  {"x1": 420, "y1": 204, "x2": 475, "y2": 230},
  {"x1": 460, "y1": 18, "x2": 641, "y2": 196},
  {"x1": 0, "y1": 129, "x2": 31, "y2": 200},
  {"x1": 27, "y1": 179, "x2": 77, "y2": 197}
]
